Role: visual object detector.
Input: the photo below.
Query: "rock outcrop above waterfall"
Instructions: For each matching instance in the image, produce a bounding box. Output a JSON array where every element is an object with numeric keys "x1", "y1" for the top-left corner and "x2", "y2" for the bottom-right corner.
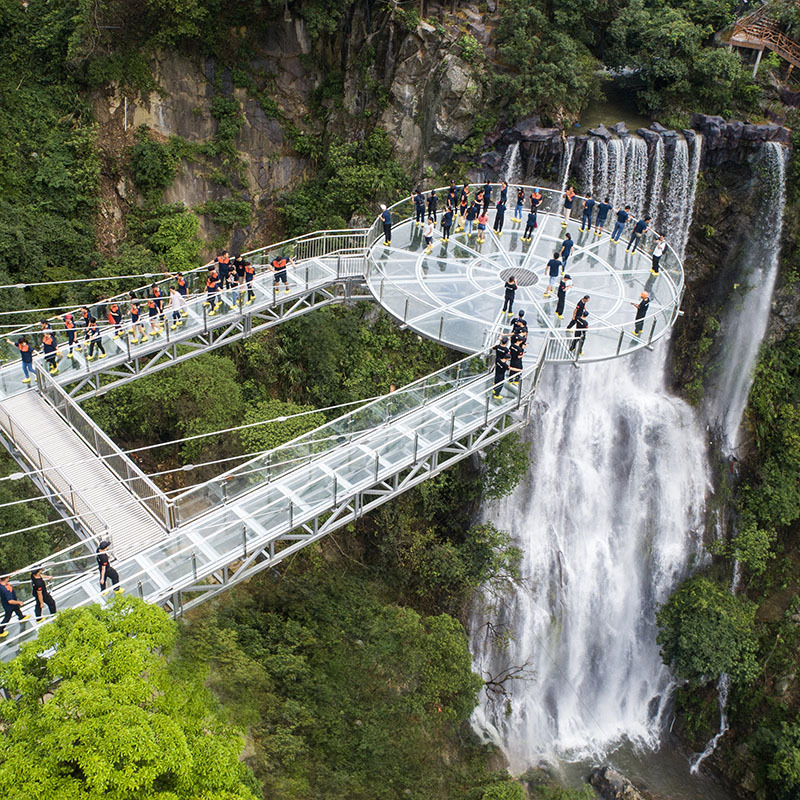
[
  {"x1": 589, "y1": 766, "x2": 657, "y2": 800},
  {"x1": 690, "y1": 113, "x2": 790, "y2": 167}
]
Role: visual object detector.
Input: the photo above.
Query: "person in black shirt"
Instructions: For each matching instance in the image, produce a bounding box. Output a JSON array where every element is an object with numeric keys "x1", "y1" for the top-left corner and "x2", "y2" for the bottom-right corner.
[
  {"x1": 508, "y1": 338, "x2": 525, "y2": 384},
  {"x1": 569, "y1": 310, "x2": 589, "y2": 355},
  {"x1": 97, "y1": 540, "x2": 123, "y2": 595},
  {"x1": 31, "y1": 567, "x2": 56, "y2": 622},
  {"x1": 493, "y1": 199, "x2": 506, "y2": 233},
  {"x1": 427, "y1": 191, "x2": 438, "y2": 222},
  {"x1": 566, "y1": 295, "x2": 590, "y2": 331},
  {"x1": 482, "y1": 181, "x2": 492, "y2": 214},
  {"x1": 413, "y1": 189, "x2": 426, "y2": 225},
  {"x1": 555, "y1": 274, "x2": 572, "y2": 319},
  {"x1": 511, "y1": 309, "x2": 528, "y2": 341},
  {"x1": 502, "y1": 275, "x2": 517, "y2": 316},
  {"x1": 632, "y1": 291, "x2": 650, "y2": 336},
  {"x1": 492, "y1": 336, "x2": 510, "y2": 399},
  {"x1": 0, "y1": 575, "x2": 29, "y2": 638},
  {"x1": 441, "y1": 206, "x2": 454, "y2": 242}
]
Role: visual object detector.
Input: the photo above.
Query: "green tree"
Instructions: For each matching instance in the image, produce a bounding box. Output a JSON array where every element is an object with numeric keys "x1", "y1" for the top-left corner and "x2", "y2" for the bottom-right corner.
[
  {"x1": 656, "y1": 576, "x2": 759, "y2": 686},
  {"x1": 240, "y1": 398, "x2": 326, "y2": 453},
  {"x1": 0, "y1": 596, "x2": 257, "y2": 799},
  {"x1": 482, "y1": 781, "x2": 526, "y2": 800},
  {"x1": 481, "y1": 432, "x2": 531, "y2": 501}
]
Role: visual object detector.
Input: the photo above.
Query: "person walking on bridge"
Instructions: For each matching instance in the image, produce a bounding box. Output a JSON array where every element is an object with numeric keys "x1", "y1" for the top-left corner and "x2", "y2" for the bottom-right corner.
[
  {"x1": 128, "y1": 292, "x2": 147, "y2": 343},
  {"x1": 6, "y1": 336, "x2": 34, "y2": 384},
  {"x1": 508, "y1": 337, "x2": 525, "y2": 385},
  {"x1": 30, "y1": 567, "x2": 56, "y2": 622},
  {"x1": 502, "y1": 275, "x2": 517, "y2": 316},
  {"x1": 107, "y1": 301, "x2": 124, "y2": 340},
  {"x1": 513, "y1": 187, "x2": 525, "y2": 222},
  {"x1": 544, "y1": 251, "x2": 562, "y2": 298},
  {"x1": 41, "y1": 328, "x2": 59, "y2": 375},
  {"x1": 580, "y1": 193, "x2": 595, "y2": 231},
  {"x1": 555, "y1": 274, "x2": 572, "y2": 319},
  {"x1": 569, "y1": 310, "x2": 589, "y2": 355},
  {"x1": 627, "y1": 215, "x2": 650, "y2": 253},
  {"x1": 423, "y1": 217, "x2": 435, "y2": 254},
  {"x1": 611, "y1": 205, "x2": 630, "y2": 243},
  {"x1": 413, "y1": 189, "x2": 425, "y2": 225},
  {"x1": 0, "y1": 575, "x2": 29, "y2": 638},
  {"x1": 522, "y1": 207, "x2": 537, "y2": 241},
  {"x1": 651, "y1": 235, "x2": 666, "y2": 275},
  {"x1": 566, "y1": 295, "x2": 590, "y2": 333},
  {"x1": 560, "y1": 232, "x2": 574, "y2": 269},
  {"x1": 482, "y1": 180, "x2": 492, "y2": 213},
  {"x1": 272, "y1": 254, "x2": 293, "y2": 294},
  {"x1": 594, "y1": 197, "x2": 612, "y2": 236},
  {"x1": 492, "y1": 335, "x2": 510, "y2": 399},
  {"x1": 96, "y1": 541, "x2": 123, "y2": 595},
  {"x1": 85, "y1": 317, "x2": 106, "y2": 360},
  {"x1": 562, "y1": 186, "x2": 576, "y2": 226},
  {"x1": 380, "y1": 204, "x2": 392, "y2": 247},
  {"x1": 203, "y1": 268, "x2": 222, "y2": 316},
  {"x1": 168, "y1": 287, "x2": 186, "y2": 329},
  {"x1": 64, "y1": 313, "x2": 80, "y2": 359},
  {"x1": 464, "y1": 202, "x2": 478, "y2": 237}
]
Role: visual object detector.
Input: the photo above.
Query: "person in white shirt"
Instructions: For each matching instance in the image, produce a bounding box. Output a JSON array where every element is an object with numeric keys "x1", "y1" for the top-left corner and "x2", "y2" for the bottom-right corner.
[
  {"x1": 423, "y1": 217, "x2": 435, "y2": 254},
  {"x1": 651, "y1": 235, "x2": 667, "y2": 275},
  {"x1": 168, "y1": 286, "x2": 188, "y2": 330}
]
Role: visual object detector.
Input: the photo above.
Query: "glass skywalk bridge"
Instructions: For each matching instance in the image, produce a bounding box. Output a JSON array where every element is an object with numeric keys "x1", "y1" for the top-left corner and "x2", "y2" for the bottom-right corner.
[{"x1": 0, "y1": 185, "x2": 685, "y2": 659}]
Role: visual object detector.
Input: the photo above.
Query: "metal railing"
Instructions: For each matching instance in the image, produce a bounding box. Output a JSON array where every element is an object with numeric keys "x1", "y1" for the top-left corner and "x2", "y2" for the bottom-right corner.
[
  {"x1": 170, "y1": 340, "x2": 499, "y2": 525},
  {"x1": 36, "y1": 368, "x2": 173, "y2": 530}
]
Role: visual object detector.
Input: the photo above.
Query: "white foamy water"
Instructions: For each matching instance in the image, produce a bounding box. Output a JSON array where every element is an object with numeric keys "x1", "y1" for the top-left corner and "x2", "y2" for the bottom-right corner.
[
  {"x1": 503, "y1": 141, "x2": 523, "y2": 186},
  {"x1": 470, "y1": 130, "x2": 784, "y2": 772},
  {"x1": 703, "y1": 141, "x2": 786, "y2": 452}
]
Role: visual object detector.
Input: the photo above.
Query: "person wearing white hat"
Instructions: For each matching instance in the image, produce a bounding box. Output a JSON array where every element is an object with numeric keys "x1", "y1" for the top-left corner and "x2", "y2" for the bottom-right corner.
[{"x1": 380, "y1": 203, "x2": 392, "y2": 246}]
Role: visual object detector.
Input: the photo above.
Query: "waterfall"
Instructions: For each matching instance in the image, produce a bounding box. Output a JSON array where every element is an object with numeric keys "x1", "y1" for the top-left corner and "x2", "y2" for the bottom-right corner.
[
  {"x1": 581, "y1": 139, "x2": 595, "y2": 196},
  {"x1": 607, "y1": 138, "x2": 626, "y2": 207},
  {"x1": 702, "y1": 141, "x2": 786, "y2": 452},
  {"x1": 503, "y1": 142, "x2": 524, "y2": 185},
  {"x1": 660, "y1": 135, "x2": 701, "y2": 258},
  {"x1": 470, "y1": 133, "x2": 713, "y2": 769},
  {"x1": 595, "y1": 138, "x2": 609, "y2": 202},
  {"x1": 471, "y1": 350, "x2": 709, "y2": 767},
  {"x1": 647, "y1": 138, "x2": 665, "y2": 236},
  {"x1": 470, "y1": 135, "x2": 787, "y2": 773},
  {"x1": 560, "y1": 138, "x2": 575, "y2": 193},
  {"x1": 624, "y1": 137, "x2": 648, "y2": 217},
  {"x1": 690, "y1": 670, "x2": 731, "y2": 774}
]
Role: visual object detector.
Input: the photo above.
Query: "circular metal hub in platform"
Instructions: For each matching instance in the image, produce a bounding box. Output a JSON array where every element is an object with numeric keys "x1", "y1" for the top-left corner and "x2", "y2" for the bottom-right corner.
[{"x1": 367, "y1": 185, "x2": 683, "y2": 361}]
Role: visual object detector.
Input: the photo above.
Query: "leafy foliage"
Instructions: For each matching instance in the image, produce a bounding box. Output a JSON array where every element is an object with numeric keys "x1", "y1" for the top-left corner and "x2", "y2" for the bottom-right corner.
[
  {"x1": 240, "y1": 399, "x2": 326, "y2": 453},
  {"x1": 280, "y1": 129, "x2": 408, "y2": 234},
  {"x1": 657, "y1": 576, "x2": 759, "y2": 686},
  {"x1": 0, "y1": 596, "x2": 257, "y2": 799}
]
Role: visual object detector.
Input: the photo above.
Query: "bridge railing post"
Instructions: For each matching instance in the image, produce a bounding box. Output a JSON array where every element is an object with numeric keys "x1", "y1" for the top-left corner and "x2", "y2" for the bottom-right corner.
[
  {"x1": 242, "y1": 523, "x2": 248, "y2": 558},
  {"x1": 191, "y1": 551, "x2": 197, "y2": 580}
]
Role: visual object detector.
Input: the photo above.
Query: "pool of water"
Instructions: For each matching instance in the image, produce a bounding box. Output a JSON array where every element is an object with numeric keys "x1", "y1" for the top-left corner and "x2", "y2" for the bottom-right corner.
[
  {"x1": 576, "y1": 80, "x2": 653, "y2": 133},
  {"x1": 553, "y1": 738, "x2": 737, "y2": 799}
]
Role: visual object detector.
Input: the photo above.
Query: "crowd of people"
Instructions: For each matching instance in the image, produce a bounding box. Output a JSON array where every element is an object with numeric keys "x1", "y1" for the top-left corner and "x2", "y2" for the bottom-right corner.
[
  {"x1": 401, "y1": 182, "x2": 665, "y2": 399},
  {"x1": 7, "y1": 252, "x2": 296, "y2": 384}
]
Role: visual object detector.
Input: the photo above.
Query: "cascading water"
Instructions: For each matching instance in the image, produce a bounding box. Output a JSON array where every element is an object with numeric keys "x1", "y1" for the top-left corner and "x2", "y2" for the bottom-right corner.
[
  {"x1": 471, "y1": 347, "x2": 710, "y2": 767},
  {"x1": 581, "y1": 139, "x2": 595, "y2": 196},
  {"x1": 703, "y1": 141, "x2": 787, "y2": 453},
  {"x1": 503, "y1": 141, "x2": 524, "y2": 186},
  {"x1": 471, "y1": 128, "x2": 713, "y2": 771},
  {"x1": 624, "y1": 137, "x2": 649, "y2": 216},
  {"x1": 560, "y1": 138, "x2": 575, "y2": 193},
  {"x1": 660, "y1": 138, "x2": 691, "y2": 252},
  {"x1": 647, "y1": 138, "x2": 665, "y2": 235},
  {"x1": 607, "y1": 138, "x2": 626, "y2": 207}
]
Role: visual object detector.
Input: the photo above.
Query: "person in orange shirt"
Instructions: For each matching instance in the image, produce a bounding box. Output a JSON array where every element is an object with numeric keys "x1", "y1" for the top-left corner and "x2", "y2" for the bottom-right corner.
[
  {"x1": 128, "y1": 292, "x2": 147, "y2": 343},
  {"x1": 107, "y1": 302, "x2": 124, "y2": 339}
]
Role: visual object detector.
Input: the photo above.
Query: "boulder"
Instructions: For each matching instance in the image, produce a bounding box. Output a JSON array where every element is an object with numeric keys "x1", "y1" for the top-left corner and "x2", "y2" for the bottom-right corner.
[
  {"x1": 610, "y1": 121, "x2": 629, "y2": 136},
  {"x1": 650, "y1": 121, "x2": 668, "y2": 133},
  {"x1": 589, "y1": 766, "x2": 648, "y2": 800},
  {"x1": 588, "y1": 123, "x2": 612, "y2": 141},
  {"x1": 636, "y1": 128, "x2": 660, "y2": 147}
]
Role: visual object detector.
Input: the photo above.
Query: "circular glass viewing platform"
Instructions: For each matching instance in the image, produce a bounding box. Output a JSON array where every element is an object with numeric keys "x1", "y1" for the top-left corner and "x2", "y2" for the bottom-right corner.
[{"x1": 366, "y1": 185, "x2": 684, "y2": 361}]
